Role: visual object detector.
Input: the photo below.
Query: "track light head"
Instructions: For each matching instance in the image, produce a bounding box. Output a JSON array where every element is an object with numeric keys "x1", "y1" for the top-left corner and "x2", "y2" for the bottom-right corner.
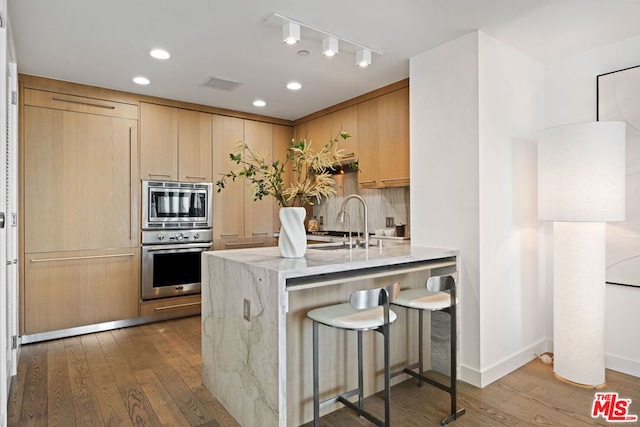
[
  {"x1": 283, "y1": 22, "x2": 300, "y2": 45},
  {"x1": 322, "y1": 37, "x2": 339, "y2": 57},
  {"x1": 356, "y1": 49, "x2": 371, "y2": 68}
]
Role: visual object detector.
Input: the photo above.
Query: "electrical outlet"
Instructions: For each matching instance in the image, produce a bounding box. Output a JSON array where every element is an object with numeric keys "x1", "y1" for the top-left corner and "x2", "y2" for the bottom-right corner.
[
  {"x1": 386, "y1": 217, "x2": 394, "y2": 227},
  {"x1": 243, "y1": 298, "x2": 250, "y2": 321}
]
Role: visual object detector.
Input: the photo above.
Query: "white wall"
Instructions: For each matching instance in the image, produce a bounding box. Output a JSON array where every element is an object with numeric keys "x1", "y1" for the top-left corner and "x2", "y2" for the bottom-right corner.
[
  {"x1": 410, "y1": 32, "x2": 482, "y2": 382},
  {"x1": 477, "y1": 32, "x2": 545, "y2": 384},
  {"x1": 545, "y1": 34, "x2": 640, "y2": 378},
  {"x1": 410, "y1": 31, "x2": 546, "y2": 387}
]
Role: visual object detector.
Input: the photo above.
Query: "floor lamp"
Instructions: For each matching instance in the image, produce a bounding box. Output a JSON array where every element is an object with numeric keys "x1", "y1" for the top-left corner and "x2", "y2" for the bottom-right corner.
[{"x1": 538, "y1": 121, "x2": 626, "y2": 387}]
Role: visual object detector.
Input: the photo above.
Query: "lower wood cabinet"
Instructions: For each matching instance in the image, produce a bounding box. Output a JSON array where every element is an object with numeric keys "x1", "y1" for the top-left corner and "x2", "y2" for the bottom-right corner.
[
  {"x1": 24, "y1": 248, "x2": 140, "y2": 335},
  {"x1": 140, "y1": 294, "x2": 201, "y2": 317}
]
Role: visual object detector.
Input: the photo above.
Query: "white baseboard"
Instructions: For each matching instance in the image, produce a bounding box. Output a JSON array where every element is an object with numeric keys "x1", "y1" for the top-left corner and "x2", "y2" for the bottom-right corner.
[
  {"x1": 605, "y1": 353, "x2": 640, "y2": 378},
  {"x1": 459, "y1": 339, "x2": 552, "y2": 388}
]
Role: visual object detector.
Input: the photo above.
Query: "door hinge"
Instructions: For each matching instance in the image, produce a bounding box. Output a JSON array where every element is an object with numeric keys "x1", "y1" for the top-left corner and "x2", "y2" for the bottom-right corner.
[
  {"x1": 11, "y1": 90, "x2": 17, "y2": 105},
  {"x1": 11, "y1": 335, "x2": 17, "y2": 350}
]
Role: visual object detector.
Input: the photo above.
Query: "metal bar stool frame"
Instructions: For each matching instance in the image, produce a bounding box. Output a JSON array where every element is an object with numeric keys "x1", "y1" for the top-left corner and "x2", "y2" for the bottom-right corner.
[
  {"x1": 309, "y1": 282, "x2": 400, "y2": 427},
  {"x1": 391, "y1": 274, "x2": 466, "y2": 425}
]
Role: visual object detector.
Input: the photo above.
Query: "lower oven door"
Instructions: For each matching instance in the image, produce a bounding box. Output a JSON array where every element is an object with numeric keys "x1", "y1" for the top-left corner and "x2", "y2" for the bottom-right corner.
[{"x1": 141, "y1": 242, "x2": 212, "y2": 300}]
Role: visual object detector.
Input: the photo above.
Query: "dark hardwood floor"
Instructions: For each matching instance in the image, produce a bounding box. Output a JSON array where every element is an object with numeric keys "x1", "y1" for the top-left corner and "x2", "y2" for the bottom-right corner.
[{"x1": 7, "y1": 316, "x2": 640, "y2": 426}]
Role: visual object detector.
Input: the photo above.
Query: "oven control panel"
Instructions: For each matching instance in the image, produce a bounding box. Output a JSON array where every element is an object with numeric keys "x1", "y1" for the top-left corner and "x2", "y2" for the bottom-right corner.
[{"x1": 142, "y1": 229, "x2": 213, "y2": 245}]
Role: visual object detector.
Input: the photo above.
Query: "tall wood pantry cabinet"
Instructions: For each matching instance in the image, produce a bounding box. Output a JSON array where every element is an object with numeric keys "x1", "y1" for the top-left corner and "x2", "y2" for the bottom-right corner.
[{"x1": 21, "y1": 89, "x2": 140, "y2": 334}]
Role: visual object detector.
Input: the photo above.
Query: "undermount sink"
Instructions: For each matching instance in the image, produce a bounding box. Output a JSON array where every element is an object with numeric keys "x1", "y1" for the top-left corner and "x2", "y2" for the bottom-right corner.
[
  {"x1": 307, "y1": 242, "x2": 352, "y2": 251},
  {"x1": 307, "y1": 241, "x2": 377, "y2": 250}
]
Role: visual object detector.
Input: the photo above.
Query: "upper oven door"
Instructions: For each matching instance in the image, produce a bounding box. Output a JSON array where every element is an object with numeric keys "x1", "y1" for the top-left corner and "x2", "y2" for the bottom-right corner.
[{"x1": 142, "y1": 180, "x2": 212, "y2": 229}]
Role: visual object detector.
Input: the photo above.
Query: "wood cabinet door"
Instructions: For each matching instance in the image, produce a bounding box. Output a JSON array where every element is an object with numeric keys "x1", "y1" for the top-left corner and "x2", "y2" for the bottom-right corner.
[
  {"x1": 140, "y1": 103, "x2": 178, "y2": 180},
  {"x1": 357, "y1": 97, "x2": 380, "y2": 187},
  {"x1": 24, "y1": 248, "x2": 140, "y2": 334},
  {"x1": 272, "y1": 124, "x2": 293, "y2": 231},
  {"x1": 178, "y1": 109, "x2": 213, "y2": 182},
  {"x1": 212, "y1": 115, "x2": 245, "y2": 240},
  {"x1": 295, "y1": 115, "x2": 331, "y2": 147},
  {"x1": 243, "y1": 120, "x2": 274, "y2": 239},
  {"x1": 331, "y1": 105, "x2": 358, "y2": 161},
  {"x1": 24, "y1": 106, "x2": 138, "y2": 253},
  {"x1": 377, "y1": 87, "x2": 410, "y2": 186}
]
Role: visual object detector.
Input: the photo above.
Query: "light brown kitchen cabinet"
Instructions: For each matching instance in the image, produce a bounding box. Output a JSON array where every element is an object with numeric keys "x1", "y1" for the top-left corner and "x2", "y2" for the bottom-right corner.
[
  {"x1": 23, "y1": 98, "x2": 139, "y2": 253},
  {"x1": 244, "y1": 120, "x2": 274, "y2": 240},
  {"x1": 357, "y1": 87, "x2": 410, "y2": 188},
  {"x1": 212, "y1": 116, "x2": 294, "y2": 248},
  {"x1": 272, "y1": 124, "x2": 293, "y2": 232},
  {"x1": 24, "y1": 248, "x2": 140, "y2": 334},
  {"x1": 140, "y1": 103, "x2": 212, "y2": 182},
  {"x1": 212, "y1": 114, "x2": 245, "y2": 242},
  {"x1": 140, "y1": 294, "x2": 201, "y2": 317},
  {"x1": 21, "y1": 87, "x2": 141, "y2": 335},
  {"x1": 330, "y1": 105, "x2": 359, "y2": 161},
  {"x1": 294, "y1": 114, "x2": 331, "y2": 147},
  {"x1": 140, "y1": 103, "x2": 178, "y2": 180},
  {"x1": 178, "y1": 109, "x2": 213, "y2": 182}
]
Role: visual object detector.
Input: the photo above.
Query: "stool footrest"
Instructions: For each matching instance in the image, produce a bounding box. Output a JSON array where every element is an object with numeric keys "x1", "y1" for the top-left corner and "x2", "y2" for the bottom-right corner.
[
  {"x1": 319, "y1": 388, "x2": 359, "y2": 410},
  {"x1": 441, "y1": 408, "x2": 466, "y2": 425},
  {"x1": 337, "y1": 396, "x2": 385, "y2": 427},
  {"x1": 404, "y1": 368, "x2": 451, "y2": 394}
]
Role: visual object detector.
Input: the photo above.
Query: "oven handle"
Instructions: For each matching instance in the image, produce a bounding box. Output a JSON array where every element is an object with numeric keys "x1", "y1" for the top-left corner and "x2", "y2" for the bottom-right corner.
[{"x1": 143, "y1": 242, "x2": 212, "y2": 252}]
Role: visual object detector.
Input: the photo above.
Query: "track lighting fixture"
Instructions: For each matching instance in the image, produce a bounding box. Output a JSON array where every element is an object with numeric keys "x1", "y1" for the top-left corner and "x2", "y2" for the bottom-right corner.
[
  {"x1": 270, "y1": 13, "x2": 381, "y2": 67},
  {"x1": 356, "y1": 49, "x2": 372, "y2": 68},
  {"x1": 322, "y1": 37, "x2": 339, "y2": 57},
  {"x1": 283, "y1": 22, "x2": 300, "y2": 45}
]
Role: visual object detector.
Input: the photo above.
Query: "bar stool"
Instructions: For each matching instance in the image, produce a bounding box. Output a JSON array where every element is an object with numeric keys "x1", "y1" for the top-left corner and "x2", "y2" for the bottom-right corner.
[
  {"x1": 391, "y1": 274, "x2": 465, "y2": 425},
  {"x1": 307, "y1": 282, "x2": 400, "y2": 427}
]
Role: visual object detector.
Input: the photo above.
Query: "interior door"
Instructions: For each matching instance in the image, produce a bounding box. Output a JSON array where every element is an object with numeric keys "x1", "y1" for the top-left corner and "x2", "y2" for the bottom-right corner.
[{"x1": 0, "y1": 10, "x2": 8, "y2": 427}]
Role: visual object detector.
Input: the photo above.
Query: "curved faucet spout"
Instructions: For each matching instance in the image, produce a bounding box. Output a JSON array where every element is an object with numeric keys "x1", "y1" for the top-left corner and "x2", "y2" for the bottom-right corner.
[{"x1": 339, "y1": 194, "x2": 369, "y2": 249}]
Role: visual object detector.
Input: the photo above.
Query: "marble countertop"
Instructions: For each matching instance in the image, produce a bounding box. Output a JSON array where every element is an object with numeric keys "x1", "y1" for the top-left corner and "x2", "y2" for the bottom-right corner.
[{"x1": 204, "y1": 243, "x2": 458, "y2": 287}]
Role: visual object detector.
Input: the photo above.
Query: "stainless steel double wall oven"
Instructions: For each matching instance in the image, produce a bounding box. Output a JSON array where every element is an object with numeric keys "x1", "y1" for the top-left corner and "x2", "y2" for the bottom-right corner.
[{"x1": 141, "y1": 180, "x2": 213, "y2": 300}]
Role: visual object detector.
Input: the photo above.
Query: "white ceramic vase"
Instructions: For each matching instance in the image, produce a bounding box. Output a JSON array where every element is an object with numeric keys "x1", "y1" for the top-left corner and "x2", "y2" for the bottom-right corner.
[{"x1": 278, "y1": 207, "x2": 307, "y2": 258}]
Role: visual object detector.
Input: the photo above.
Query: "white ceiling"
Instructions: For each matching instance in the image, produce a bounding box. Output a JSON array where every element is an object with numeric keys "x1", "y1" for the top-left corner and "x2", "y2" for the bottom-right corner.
[{"x1": 7, "y1": 0, "x2": 640, "y2": 121}]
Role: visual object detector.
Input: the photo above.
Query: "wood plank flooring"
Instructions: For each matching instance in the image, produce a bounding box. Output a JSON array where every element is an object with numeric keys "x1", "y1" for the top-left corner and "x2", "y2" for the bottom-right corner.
[{"x1": 8, "y1": 316, "x2": 640, "y2": 426}]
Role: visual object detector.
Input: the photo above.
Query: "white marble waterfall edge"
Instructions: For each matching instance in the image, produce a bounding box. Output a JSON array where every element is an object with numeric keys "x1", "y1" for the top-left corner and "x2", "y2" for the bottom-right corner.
[{"x1": 201, "y1": 244, "x2": 458, "y2": 426}]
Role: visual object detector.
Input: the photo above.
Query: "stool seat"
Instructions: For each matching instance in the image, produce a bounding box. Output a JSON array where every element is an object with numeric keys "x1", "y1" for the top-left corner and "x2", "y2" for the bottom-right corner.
[
  {"x1": 308, "y1": 303, "x2": 398, "y2": 330},
  {"x1": 393, "y1": 289, "x2": 457, "y2": 311}
]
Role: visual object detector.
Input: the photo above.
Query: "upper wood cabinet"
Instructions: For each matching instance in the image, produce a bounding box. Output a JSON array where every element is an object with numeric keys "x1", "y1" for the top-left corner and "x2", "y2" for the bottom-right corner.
[
  {"x1": 23, "y1": 98, "x2": 139, "y2": 253},
  {"x1": 140, "y1": 103, "x2": 212, "y2": 182},
  {"x1": 244, "y1": 120, "x2": 274, "y2": 239},
  {"x1": 358, "y1": 87, "x2": 410, "y2": 188},
  {"x1": 272, "y1": 124, "x2": 293, "y2": 232},
  {"x1": 330, "y1": 105, "x2": 358, "y2": 161},
  {"x1": 212, "y1": 115, "x2": 245, "y2": 241},
  {"x1": 212, "y1": 116, "x2": 294, "y2": 247},
  {"x1": 178, "y1": 109, "x2": 213, "y2": 182},
  {"x1": 294, "y1": 114, "x2": 331, "y2": 147},
  {"x1": 140, "y1": 103, "x2": 178, "y2": 180}
]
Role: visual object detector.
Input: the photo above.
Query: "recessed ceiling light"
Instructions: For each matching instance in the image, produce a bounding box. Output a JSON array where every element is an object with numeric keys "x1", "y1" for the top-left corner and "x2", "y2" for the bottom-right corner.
[
  {"x1": 149, "y1": 49, "x2": 171, "y2": 60},
  {"x1": 297, "y1": 50, "x2": 310, "y2": 57},
  {"x1": 253, "y1": 100, "x2": 266, "y2": 107},
  {"x1": 133, "y1": 76, "x2": 150, "y2": 85},
  {"x1": 287, "y1": 82, "x2": 302, "y2": 90}
]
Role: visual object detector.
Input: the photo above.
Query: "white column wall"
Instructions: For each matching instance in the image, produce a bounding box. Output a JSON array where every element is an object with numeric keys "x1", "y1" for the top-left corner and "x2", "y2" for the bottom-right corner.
[
  {"x1": 545, "y1": 34, "x2": 640, "y2": 378},
  {"x1": 411, "y1": 31, "x2": 546, "y2": 387},
  {"x1": 410, "y1": 31, "x2": 481, "y2": 382},
  {"x1": 477, "y1": 33, "x2": 546, "y2": 385}
]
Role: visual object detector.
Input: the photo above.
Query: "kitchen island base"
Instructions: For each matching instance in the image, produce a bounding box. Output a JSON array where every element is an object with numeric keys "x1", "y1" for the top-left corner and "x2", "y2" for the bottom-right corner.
[{"x1": 202, "y1": 245, "x2": 458, "y2": 426}]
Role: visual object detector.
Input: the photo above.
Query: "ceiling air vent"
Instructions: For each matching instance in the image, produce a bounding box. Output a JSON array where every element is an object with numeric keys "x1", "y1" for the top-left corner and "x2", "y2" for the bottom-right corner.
[{"x1": 201, "y1": 76, "x2": 243, "y2": 92}]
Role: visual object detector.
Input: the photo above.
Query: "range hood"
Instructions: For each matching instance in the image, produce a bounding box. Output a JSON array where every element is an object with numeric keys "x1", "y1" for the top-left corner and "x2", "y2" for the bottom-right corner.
[{"x1": 328, "y1": 158, "x2": 359, "y2": 175}]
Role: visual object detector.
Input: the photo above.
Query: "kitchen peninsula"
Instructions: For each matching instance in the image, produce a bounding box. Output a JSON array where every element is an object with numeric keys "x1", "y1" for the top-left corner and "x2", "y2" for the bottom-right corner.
[{"x1": 201, "y1": 243, "x2": 458, "y2": 426}]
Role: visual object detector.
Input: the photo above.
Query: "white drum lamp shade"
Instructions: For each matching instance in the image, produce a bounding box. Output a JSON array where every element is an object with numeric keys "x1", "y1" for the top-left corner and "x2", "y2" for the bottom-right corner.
[{"x1": 538, "y1": 121, "x2": 625, "y2": 387}]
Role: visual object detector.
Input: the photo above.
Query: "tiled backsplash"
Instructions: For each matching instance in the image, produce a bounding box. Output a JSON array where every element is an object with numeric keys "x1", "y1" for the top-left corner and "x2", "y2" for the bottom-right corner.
[{"x1": 311, "y1": 173, "x2": 410, "y2": 237}]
